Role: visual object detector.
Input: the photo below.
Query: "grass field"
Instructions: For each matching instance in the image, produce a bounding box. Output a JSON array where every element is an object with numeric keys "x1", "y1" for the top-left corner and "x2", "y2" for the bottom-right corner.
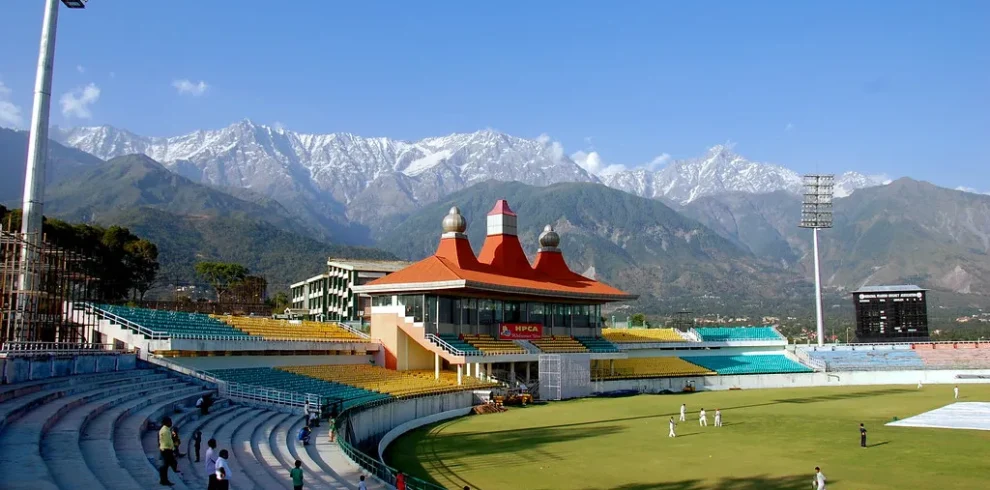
[{"x1": 385, "y1": 384, "x2": 990, "y2": 490}]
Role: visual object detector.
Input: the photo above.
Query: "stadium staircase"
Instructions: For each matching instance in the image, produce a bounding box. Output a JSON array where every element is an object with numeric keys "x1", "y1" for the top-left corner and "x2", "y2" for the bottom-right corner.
[{"x1": 0, "y1": 368, "x2": 390, "y2": 490}]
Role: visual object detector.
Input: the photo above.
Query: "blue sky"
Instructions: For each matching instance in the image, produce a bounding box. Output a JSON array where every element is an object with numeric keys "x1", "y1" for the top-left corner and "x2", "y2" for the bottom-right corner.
[{"x1": 0, "y1": 1, "x2": 987, "y2": 189}]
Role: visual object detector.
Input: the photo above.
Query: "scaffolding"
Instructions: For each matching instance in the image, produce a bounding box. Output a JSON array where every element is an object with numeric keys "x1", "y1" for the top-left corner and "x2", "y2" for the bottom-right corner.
[{"x1": 1, "y1": 228, "x2": 100, "y2": 345}]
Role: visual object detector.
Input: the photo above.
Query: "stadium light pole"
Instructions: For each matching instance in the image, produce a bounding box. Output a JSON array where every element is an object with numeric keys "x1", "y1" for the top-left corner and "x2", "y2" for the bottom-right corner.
[
  {"x1": 799, "y1": 174, "x2": 834, "y2": 347},
  {"x1": 16, "y1": 0, "x2": 87, "y2": 340}
]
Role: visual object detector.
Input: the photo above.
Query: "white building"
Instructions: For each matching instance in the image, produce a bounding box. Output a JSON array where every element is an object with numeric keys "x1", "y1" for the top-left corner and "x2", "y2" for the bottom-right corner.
[{"x1": 290, "y1": 259, "x2": 409, "y2": 322}]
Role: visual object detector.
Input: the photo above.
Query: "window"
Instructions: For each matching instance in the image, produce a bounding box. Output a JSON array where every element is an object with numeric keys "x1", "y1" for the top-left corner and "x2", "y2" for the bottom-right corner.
[
  {"x1": 494, "y1": 300, "x2": 504, "y2": 324},
  {"x1": 463, "y1": 298, "x2": 477, "y2": 325},
  {"x1": 529, "y1": 303, "x2": 546, "y2": 327},
  {"x1": 478, "y1": 299, "x2": 494, "y2": 325},
  {"x1": 425, "y1": 295, "x2": 437, "y2": 328},
  {"x1": 504, "y1": 301, "x2": 521, "y2": 323},
  {"x1": 439, "y1": 297, "x2": 454, "y2": 324}
]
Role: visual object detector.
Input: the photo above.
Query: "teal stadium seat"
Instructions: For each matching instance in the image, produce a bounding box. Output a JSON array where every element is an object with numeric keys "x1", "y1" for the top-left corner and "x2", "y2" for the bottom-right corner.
[
  {"x1": 94, "y1": 304, "x2": 256, "y2": 339},
  {"x1": 207, "y1": 367, "x2": 392, "y2": 410},
  {"x1": 575, "y1": 337, "x2": 620, "y2": 353},
  {"x1": 680, "y1": 354, "x2": 812, "y2": 375},
  {"x1": 694, "y1": 326, "x2": 783, "y2": 342},
  {"x1": 437, "y1": 334, "x2": 483, "y2": 354}
]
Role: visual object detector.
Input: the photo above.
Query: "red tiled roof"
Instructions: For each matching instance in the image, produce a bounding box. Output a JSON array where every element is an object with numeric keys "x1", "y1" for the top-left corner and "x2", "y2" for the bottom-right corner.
[
  {"x1": 358, "y1": 199, "x2": 635, "y2": 301},
  {"x1": 487, "y1": 199, "x2": 517, "y2": 216}
]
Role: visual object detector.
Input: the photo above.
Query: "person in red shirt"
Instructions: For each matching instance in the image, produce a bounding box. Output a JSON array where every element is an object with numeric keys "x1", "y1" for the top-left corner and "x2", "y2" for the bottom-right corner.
[{"x1": 396, "y1": 472, "x2": 406, "y2": 490}]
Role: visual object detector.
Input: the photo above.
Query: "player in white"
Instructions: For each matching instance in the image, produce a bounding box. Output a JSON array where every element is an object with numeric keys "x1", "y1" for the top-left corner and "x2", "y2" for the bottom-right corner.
[
  {"x1": 954, "y1": 385, "x2": 959, "y2": 399},
  {"x1": 699, "y1": 408, "x2": 708, "y2": 427},
  {"x1": 668, "y1": 417, "x2": 676, "y2": 438},
  {"x1": 679, "y1": 403, "x2": 686, "y2": 422},
  {"x1": 714, "y1": 408, "x2": 722, "y2": 427},
  {"x1": 917, "y1": 380, "x2": 922, "y2": 389},
  {"x1": 814, "y1": 466, "x2": 826, "y2": 489}
]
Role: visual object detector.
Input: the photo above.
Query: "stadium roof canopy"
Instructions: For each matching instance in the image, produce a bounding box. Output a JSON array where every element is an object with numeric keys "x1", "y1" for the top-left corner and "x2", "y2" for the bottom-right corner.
[{"x1": 353, "y1": 200, "x2": 637, "y2": 303}]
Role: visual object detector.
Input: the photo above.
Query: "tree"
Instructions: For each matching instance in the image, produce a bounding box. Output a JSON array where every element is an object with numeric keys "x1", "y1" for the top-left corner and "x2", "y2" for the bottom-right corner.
[
  {"x1": 268, "y1": 291, "x2": 290, "y2": 315},
  {"x1": 630, "y1": 313, "x2": 646, "y2": 327},
  {"x1": 125, "y1": 239, "x2": 159, "y2": 300},
  {"x1": 195, "y1": 261, "x2": 248, "y2": 303},
  {"x1": 229, "y1": 275, "x2": 267, "y2": 303}
]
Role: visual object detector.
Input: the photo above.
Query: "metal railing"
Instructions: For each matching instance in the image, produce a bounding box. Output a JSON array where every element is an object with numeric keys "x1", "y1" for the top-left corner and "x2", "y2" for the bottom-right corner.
[
  {"x1": 0, "y1": 341, "x2": 132, "y2": 355},
  {"x1": 337, "y1": 322, "x2": 371, "y2": 340},
  {"x1": 424, "y1": 333, "x2": 471, "y2": 356},
  {"x1": 86, "y1": 303, "x2": 377, "y2": 343},
  {"x1": 334, "y1": 397, "x2": 447, "y2": 490}
]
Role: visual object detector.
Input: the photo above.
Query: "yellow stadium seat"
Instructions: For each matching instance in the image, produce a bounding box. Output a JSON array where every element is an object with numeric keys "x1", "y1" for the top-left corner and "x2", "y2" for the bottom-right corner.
[
  {"x1": 591, "y1": 357, "x2": 714, "y2": 379},
  {"x1": 278, "y1": 364, "x2": 498, "y2": 398},
  {"x1": 602, "y1": 328, "x2": 686, "y2": 343}
]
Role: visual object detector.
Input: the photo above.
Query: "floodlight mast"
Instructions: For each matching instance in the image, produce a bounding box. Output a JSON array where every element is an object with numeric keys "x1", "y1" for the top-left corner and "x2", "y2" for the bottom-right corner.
[
  {"x1": 16, "y1": 0, "x2": 86, "y2": 340},
  {"x1": 799, "y1": 175, "x2": 834, "y2": 347}
]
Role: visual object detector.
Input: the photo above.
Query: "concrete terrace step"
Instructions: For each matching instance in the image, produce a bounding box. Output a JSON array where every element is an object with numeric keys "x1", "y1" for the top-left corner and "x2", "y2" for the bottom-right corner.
[
  {"x1": 253, "y1": 412, "x2": 294, "y2": 487},
  {"x1": 311, "y1": 424, "x2": 384, "y2": 490},
  {"x1": 180, "y1": 405, "x2": 252, "y2": 486},
  {"x1": 41, "y1": 375, "x2": 174, "y2": 490},
  {"x1": 0, "y1": 370, "x2": 160, "y2": 434},
  {"x1": 212, "y1": 407, "x2": 267, "y2": 490},
  {"x1": 113, "y1": 386, "x2": 210, "y2": 490},
  {"x1": 81, "y1": 383, "x2": 201, "y2": 490},
  {"x1": 233, "y1": 410, "x2": 285, "y2": 489},
  {"x1": 0, "y1": 369, "x2": 155, "y2": 404},
  {"x1": 0, "y1": 375, "x2": 173, "y2": 490},
  {"x1": 285, "y1": 417, "x2": 352, "y2": 490},
  {"x1": 137, "y1": 401, "x2": 236, "y2": 490}
]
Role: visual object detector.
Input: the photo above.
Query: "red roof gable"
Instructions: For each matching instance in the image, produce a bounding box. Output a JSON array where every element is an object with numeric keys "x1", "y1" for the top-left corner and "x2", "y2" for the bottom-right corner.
[{"x1": 487, "y1": 199, "x2": 517, "y2": 216}]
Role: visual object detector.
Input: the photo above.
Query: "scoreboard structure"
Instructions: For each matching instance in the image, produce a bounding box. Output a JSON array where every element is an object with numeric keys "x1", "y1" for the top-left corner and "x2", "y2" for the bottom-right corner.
[{"x1": 851, "y1": 285, "x2": 929, "y2": 343}]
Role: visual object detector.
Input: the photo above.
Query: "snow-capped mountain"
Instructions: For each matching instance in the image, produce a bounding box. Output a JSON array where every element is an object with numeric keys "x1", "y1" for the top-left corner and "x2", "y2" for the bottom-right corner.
[
  {"x1": 54, "y1": 121, "x2": 596, "y2": 208},
  {"x1": 52, "y1": 121, "x2": 887, "y2": 241},
  {"x1": 600, "y1": 145, "x2": 886, "y2": 204}
]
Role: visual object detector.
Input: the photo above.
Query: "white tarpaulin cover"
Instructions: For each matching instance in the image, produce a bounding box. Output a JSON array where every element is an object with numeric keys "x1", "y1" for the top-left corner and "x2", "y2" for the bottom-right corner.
[{"x1": 886, "y1": 402, "x2": 990, "y2": 431}]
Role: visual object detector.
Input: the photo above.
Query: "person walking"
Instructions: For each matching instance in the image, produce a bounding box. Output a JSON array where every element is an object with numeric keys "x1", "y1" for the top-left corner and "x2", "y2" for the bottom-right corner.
[
  {"x1": 714, "y1": 409, "x2": 722, "y2": 427},
  {"x1": 679, "y1": 403, "x2": 686, "y2": 422},
  {"x1": 290, "y1": 460, "x2": 304, "y2": 490},
  {"x1": 328, "y1": 416, "x2": 336, "y2": 443},
  {"x1": 954, "y1": 385, "x2": 960, "y2": 400},
  {"x1": 814, "y1": 466, "x2": 827, "y2": 490},
  {"x1": 699, "y1": 408, "x2": 708, "y2": 427},
  {"x1": 358, "y1": 475, "x2": 368, "y2": 490},
  {"x1": 859, "y1": 423, "x2": 867, "y2": 448},
  {"x1": 158, "y1": 416, "x2": 179, "y2": 486},
  {"x1": 917, "y1": 380, "x2": 923, "y2": 389},
  {"x1": 204, "y1": 438, "x2": 219, "y2": 490},
  {"x1": 193, "y1": 430, "x2": 202, "y2": 463},
  {"x1": 668, "y1": 417, "x2": 676, "y2": 438}
]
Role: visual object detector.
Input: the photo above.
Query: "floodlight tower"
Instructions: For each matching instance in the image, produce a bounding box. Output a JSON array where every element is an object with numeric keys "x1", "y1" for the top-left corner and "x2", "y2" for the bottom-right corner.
[
  {"x1": 799, "y1": 174, "x2": 834, "y2": 346},
  {"x1": 16, "y1": 0, "x2": 87, "y2": 340}
]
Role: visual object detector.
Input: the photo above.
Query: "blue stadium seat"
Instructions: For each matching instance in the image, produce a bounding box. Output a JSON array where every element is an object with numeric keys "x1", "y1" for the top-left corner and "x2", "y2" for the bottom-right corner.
[
  {"x1": 694, "y1": 326, "x2": 783, "y2": 342},
  {"x1": 436, "y1": 334, "x2": 483, "y2": 354},
  {"x1": 806, "y1": 349, "x2": 925, "y2": 371},
  {"x1": 575, "y1": 337, "x2": 620, "y2": 353},
  {"x1": 207, "y1": 367, "x2": 392, "y2": 410},
  {"x1": 680, "y1": 355, "x2": 812, "y2": 375},
  {"x1": 93, "y1": 304, "x2": 256, "y2": 339}
]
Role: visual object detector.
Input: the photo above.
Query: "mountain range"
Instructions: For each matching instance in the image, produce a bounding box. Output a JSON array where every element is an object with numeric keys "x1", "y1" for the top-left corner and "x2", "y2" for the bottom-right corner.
[
  {"x1": 52, "y1": 121, "x2": 886, "y2": 242},
  {"x1": 3, "y1": 122, "x2": 990, "y2": 312}
]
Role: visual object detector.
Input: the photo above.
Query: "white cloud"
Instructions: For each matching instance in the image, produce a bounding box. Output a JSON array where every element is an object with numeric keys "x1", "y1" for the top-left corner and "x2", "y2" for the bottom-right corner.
[
  {"x1": 272, "y1": 121, "x2": 286, "y2": 131},
  {"x1": 956, "y1": 186, "x2": 990, "y2": 195},
  {"x1": 535, "y1": 133, "x2": 551, "y2": 145},
  {"x1": 60, "y1": 83, "x2": 101, "y2": 119},
  {"x1": 172, "y1": 79, "x2": 209, "y2": 96},
  {"x1": 0, "y1": 79, "x2": 24, "y2": 128},
  {"x1": 645, "y1": 153, "x2": 671, "y2": 170},
  {"x1": 76, "y1": 65, "x2": 85, "y2": 74},
  {"x1": 785, "y1": 122, "x2": 794, "y2": 132},
  {"x1": 571, "y1": 150, "x2": 626, "y2": 176}
]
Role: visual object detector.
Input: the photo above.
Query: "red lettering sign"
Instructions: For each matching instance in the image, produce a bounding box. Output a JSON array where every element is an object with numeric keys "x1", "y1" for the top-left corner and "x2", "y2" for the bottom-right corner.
[{"x1": 498, "y1": 323, "x2": 544, "y2": 340}]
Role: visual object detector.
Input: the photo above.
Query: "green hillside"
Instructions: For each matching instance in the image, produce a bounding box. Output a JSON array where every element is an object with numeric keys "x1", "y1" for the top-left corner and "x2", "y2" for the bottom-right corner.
[{"x1": 378, "y1": 180, "x2": 809, "y2": 311}]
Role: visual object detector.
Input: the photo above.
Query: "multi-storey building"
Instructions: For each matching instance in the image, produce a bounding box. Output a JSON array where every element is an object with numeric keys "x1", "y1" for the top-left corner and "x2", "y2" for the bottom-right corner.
[{"x1": 290, "y1": 259, "x2": 410, "y2": 322}]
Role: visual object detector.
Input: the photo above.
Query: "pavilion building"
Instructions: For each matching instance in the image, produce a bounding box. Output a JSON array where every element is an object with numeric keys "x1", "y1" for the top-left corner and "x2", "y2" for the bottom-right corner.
[{"x1": 353, "y1": 200, "x2": 635, "y2": 386}]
